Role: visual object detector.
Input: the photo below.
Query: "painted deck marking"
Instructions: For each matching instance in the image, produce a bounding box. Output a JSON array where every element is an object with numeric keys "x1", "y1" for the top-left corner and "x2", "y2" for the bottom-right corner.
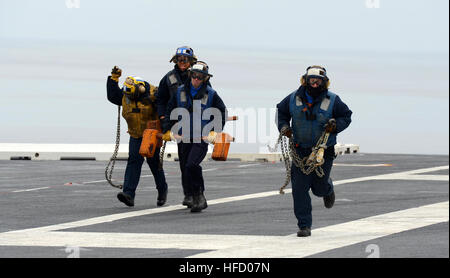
[
  {"x1": 0, "y1": 165, "x2": 447, "y2": 257},
  {"x1": 0, "y1": 202, "x2": 447, "y2": 258}
]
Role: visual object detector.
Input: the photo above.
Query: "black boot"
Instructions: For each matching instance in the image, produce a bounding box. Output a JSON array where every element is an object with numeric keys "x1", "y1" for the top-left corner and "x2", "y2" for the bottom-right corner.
[
  {"x1": 157, "y1": 190, "x2": 167, "y2": 207},
  {"x1": 182, "y1": 195, "x2": 194, "y2": 208},
  {"x1": 323, "y1": 192, "x2": 335, "y2": 209},
  {"x1": 297, "y1": 227, "x2": 311, "y2": 237},
  {"x1": 191, "y1": 193, "x2": 207, "y2": 213},
  {"x1": 117, "y1": 192, "x2": 134, "y2": 207},
  {"x1": 198, "y1": 193, "x2": 208, "y2": 210}
]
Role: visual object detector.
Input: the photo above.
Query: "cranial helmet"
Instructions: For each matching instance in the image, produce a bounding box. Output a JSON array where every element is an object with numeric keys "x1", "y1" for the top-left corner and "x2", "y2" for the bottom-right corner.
[
  {"x1": 300, "y1": 65, "x2": 330, "y2": 89},
  {"x1": 123, "y1": 76, "x2": 146, "y2": 100},
  {"x1": 169, "y1": 46, "x2": 198, "y2": 63},
  {"x1": 189, "y1": 61, "x2": 213, "y2": 82}
]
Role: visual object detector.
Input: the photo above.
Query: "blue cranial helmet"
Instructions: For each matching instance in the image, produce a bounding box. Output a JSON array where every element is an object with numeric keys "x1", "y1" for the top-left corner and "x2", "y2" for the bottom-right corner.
[
  {"x1": 176, "y1": 46, "x2": 194, "y2": 57},
  {"x1": 169, "y1": 46, "x2": 197, "y2": 63}
]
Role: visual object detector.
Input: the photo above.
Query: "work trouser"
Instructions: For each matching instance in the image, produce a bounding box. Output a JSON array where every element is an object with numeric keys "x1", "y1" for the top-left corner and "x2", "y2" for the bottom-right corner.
[
  {"x1": 291, "y1": 147, "x2": 335, "y2": 229},
  {"x1": 123, "y1": 136, "x2": 168, "y2": 200},
  {"x1": 177, "y1": 142, "x2": 208, "y2": 196},
  {"x1": 177, "y1": 143, "x2": 189, "y2": 197}
]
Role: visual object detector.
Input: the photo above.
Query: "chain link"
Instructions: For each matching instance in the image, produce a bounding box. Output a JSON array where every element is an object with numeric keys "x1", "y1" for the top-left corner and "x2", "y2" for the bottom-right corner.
[
  {"x1": 105, "y1": 106, "x2": 123, "y2": 189},
  {"x1": 269, "y1": 127, "x2": 328, "y2": 194},
  {"x1": 279, "y1": 133, "x2": 292, "y2": 194},
  {"x1": 159, "y1": 141, "x2": 166, "y2": 170}
]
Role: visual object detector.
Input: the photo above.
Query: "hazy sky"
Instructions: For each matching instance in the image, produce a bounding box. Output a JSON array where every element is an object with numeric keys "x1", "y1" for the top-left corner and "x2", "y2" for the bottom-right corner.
[{"x1": 1, "y1": 0, "x2": 448, "y2": 53}]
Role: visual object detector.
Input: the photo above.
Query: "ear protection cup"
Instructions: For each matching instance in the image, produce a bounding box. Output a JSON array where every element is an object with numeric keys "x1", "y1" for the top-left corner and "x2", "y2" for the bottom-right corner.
[{"x1": 300, "y1": 74, "x2": 307, "y2": 86}]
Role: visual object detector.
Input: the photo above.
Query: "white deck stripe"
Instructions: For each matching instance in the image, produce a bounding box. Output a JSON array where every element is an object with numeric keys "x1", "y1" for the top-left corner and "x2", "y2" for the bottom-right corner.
[
  {"x1": 0, "y1": 231, "x2": 277, "y2": 250},
  {"x1": 12, "y1": 187, "x2": 50, "y2": 193},
  {"x1": 381, "y1": 174, "x2": 448, "y2": 181},
  {"x1": 0, "y1": 165, "x2": 447, "y2": 257},
  {"x1": 189, "y1": 201, "x2": 449, "y2": 258},
  {"x1": 9, "y1": 166, "x2": 226, "y2": 194},
  {"x1": 68, "y1": 165, "x2": 254, "y2": 187},
  {"x1": 333, "y1": 163, "x2": 392, "y2": 167},
  {"x1": 238, "y1": 164, "x2": 261, "y2": 168},
  {"x1": 203, "y1": 168, "x2": 219, "y2": 172},
  {"x1": 6, "y1": 165, "x2": 448, "y2": 233},
  {"x1": 1, "y1": 202, "x2": 447, "y2": 258},
  {"x1": 333, "y1": 165, "x2": 449, "y2": 185}
]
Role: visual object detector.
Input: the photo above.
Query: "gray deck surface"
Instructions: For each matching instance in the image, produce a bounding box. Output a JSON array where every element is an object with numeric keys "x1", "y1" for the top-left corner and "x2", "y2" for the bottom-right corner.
[{"x1": 0, "y1": 153, "x2": 448, "y2": 258}]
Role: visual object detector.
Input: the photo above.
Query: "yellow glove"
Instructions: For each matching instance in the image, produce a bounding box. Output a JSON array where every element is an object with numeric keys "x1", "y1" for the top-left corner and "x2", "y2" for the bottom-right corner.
[
  {"x1": 162, "y1": 131, "x2": 174, "y2": 142},
  {"x1": 111, "y1": 66, "x2": 122, "y2": 82},
  {"x1": 206, "y1": 131, "x2": 218, "y2": 144}
]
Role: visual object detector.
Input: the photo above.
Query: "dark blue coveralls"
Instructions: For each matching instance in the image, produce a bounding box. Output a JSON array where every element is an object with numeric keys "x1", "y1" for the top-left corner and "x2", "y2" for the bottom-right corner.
[
  {"x1": 162, "y1": 81, "x2": 226, "y2": 196},
  {"x1": 157, "y1": 65, "x2": 212, "y2": 198},
  {"x1": 276, "y1": 85, "x2": 352, "y2": 229}
]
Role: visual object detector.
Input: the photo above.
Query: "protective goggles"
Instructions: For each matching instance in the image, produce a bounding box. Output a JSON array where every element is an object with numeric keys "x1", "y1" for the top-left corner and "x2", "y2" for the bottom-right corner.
[
  {"x1": 308, "y1": 77, "x2": 324, "y2": 86},
  {"x1": 175, "y1": 56, "x2": 190, "y2": 63},
  {"x1": 191, "y1": 72, "x2": 207, "y2": 81}
]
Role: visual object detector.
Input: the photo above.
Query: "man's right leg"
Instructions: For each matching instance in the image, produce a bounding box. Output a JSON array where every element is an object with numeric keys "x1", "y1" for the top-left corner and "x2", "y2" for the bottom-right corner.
[
  {"x1": 146, "y1": 147, "x2": 168, "y2": 206},
  {"x1": 119, "y1": 137, "x2": 145, "y2": 207},
  {"x1": 291, "y1": 162, "x2": 313, "y2": 236},
  {"x1": 186, "y1": 142, "x2": 209, "y2": 213},
  {"x1": 178, "y1": 142, "x2": 193, "y2": 207}
]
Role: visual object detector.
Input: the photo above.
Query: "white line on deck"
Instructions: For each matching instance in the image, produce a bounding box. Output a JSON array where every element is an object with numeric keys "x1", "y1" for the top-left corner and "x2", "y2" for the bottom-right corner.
[
  {"x1": 336, "y1": 198, "x2": 353, "y2": 202},
  {"x1": 189, "y1": 201, "x2": 449, "y2": 258},
  {"x1": 6, "y1": 165, "x2": 448, "y2": 234},
  {"x1": 47, "y1": 164, "x2": 259, "y2": 192},
  {"x1": 333, "y1": 163, "x2": 392, "y2": 167},
  {"x1": 12, "y1": 187, "x2": 50, "y2": 193},
  {"x1": 1, "y1": 202, "x2": 447, "y2": 258},
  {"x1": 333, "y1": 165, "x2": 449, "y2": 185},
  {"x1": 238, "y1": 164, "x2": 261, "y2": 168},
  {"x1": 203, "y1": 168, "x2": 219, "y2": 172},
  {"x1": 82, "y1": 179, "x2": 112, "y2": 184}
]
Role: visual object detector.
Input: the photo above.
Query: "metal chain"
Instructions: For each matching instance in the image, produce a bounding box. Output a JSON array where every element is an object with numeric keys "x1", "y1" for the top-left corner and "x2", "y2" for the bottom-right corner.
[
  {"x1": 159, "y1": 141, "x2": 166, "y2": 170},
  {"x1": 279, "y1": 133, "x2": 292, "y2": 194},
  {"x1": 269, "y1": 127, "x2": 327, "y2": 194},
  {"x1": 298, "y1": 131, "x2": 328, "y2": 177},
  {"x1": 296, "y1": 133, "x2": 327, "y2": 178},
  {"x1": 105, "y1": 106, "x2": 123, "y2": 189}
]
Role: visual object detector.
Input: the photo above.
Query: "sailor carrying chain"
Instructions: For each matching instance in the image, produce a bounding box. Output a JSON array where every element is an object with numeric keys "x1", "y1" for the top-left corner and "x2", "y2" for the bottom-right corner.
[
  {"x1": 105, "y1": 106, "x2": 123, "y2": 189},
  {"x1": 269, "y1": 126, "x2": 329, "y2": 194}
]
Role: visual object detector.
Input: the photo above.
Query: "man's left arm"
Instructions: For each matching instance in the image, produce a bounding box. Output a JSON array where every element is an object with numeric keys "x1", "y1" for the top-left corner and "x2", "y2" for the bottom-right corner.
[
  {"x1": 332, "y1": 95, "x2": 352, "y2": 134},
  {"x1": 212, "y1": 93, "x2": 227, "y2": 131},
  {"x1": 162, "y1": 92, "x2": 177, "y2": 133}
]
